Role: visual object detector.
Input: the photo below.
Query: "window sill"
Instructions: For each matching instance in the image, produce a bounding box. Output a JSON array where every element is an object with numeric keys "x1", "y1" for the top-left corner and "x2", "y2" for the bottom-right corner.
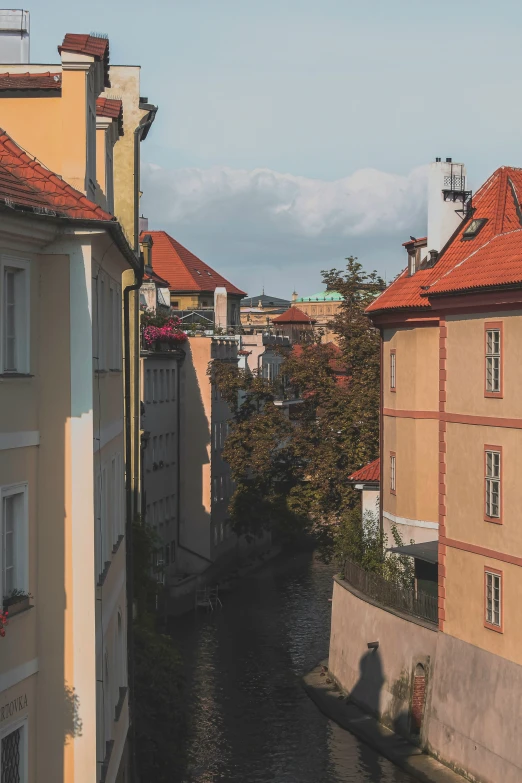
[
  {"x1": 0, "y1": 373, "x2": 33, "y2": 379},
  {"x1": 3, "y1": 603, "x2": 34, "y2": 620},
  {"x1": 484, "y1": 621, "x2": 503, "y2": 634}
]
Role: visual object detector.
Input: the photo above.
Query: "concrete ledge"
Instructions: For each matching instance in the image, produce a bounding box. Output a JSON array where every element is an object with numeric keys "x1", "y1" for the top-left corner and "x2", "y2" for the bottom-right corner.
[{"x1": 303, "y1": 661, "x2": 466, "y2": 783}]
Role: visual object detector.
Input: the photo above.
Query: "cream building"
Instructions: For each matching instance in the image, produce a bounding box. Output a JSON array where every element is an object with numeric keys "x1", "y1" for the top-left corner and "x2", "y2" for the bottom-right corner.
[{"x1": 0, "y1": 23, "x2": 154, "y2": 783}]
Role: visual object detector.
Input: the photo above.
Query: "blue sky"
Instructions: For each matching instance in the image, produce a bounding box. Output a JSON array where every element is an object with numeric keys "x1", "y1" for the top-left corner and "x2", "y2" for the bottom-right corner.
[{"x1": 30, "y1": 0, "x2": 522, "y2": 297}]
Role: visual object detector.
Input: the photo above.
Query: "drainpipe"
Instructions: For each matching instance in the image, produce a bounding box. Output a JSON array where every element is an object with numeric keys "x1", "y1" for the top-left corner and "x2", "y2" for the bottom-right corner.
[{"x1": 379, "y1": 329, "x2": 384, "y2": 537}]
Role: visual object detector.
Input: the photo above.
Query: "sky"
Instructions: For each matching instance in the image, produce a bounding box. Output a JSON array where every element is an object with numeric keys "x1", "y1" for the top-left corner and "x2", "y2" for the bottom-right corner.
[{"x1": 29, "y1": 0, "x2": 522, "y2": 298}]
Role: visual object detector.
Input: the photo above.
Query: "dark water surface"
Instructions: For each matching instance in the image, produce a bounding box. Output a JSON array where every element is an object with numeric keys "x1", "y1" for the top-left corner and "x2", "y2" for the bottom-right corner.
[{"x1": 173, "y1": 552, "x2": 415, "y2": 783}]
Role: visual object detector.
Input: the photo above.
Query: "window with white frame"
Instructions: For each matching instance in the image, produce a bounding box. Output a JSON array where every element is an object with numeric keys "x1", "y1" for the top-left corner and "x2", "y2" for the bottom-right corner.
[
  {"x1": 390, "y1": 350, "x2": 396, "y2": 390},
  {"x1": 485, "y1": 450, "x2": 501, "y2": 518},
  {"x1": 485, "y1": 569, "x2": 502, "y2": 628},
  {"x1": 1, "y1": 484, "x2": 28, "y2": 600},
  {"x1": 1, "y1": 258, "x2": 30, "y2": 374},
  {"x1": 1, "y1": 720, "x2": 27, "y2": 782},
  {"x1": 390, "y1": 454, "x2": 396, "y2": 493},
  {"x1": 485, "y1": 328, "x2": 501, "y2": 394}
]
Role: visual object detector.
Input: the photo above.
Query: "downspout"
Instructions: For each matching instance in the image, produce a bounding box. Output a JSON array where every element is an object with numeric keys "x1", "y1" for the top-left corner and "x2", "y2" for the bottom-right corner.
[
  {"x1": 379, "y1": 329, "x2": 384, "y2": 537},
  {"x1": 124, "y1": 105, "x2": 157, "y2": 783}
]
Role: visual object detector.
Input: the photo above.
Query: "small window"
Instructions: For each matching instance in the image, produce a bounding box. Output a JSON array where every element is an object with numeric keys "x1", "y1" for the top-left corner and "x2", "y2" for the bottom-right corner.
[
  {"x1": 390, "y1": 350, "x2": 396, "y2": 391},
  {"x1": 390, "y1": 453, "x2": 396, "y2": 494},
  {"x1": 484, "y1": 568, "x2": 502, "y2": 631},
  {"x1": 171, "y1": 301, "x2": 179, "y2": 309},
  {"x1": 1, "y1": 484, "x2": 28, "y2": 598},
  {"x1": 485, "y1": 324, "x2": 502, "y2": 397},
  {"x1": 1, "y1": 723, "x2": 26, "y2": 782},
  {"x1": 485, "y1": 448, "x2": 501, "y2": 521},
  {"x1": 1, "y1": 258, "x2": 30, "y2": 374},
  {"x1": 463, "y1": 218, "x2": 487, "y2": 239}
]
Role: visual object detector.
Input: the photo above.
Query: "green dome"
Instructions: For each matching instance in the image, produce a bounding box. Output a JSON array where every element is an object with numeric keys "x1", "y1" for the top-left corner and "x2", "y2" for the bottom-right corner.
[{"x1": 295, "y1": 290, "x2": 343, "y2": 302}]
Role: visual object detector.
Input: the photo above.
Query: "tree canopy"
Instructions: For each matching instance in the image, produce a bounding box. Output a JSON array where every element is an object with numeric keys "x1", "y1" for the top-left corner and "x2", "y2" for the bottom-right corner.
[{"x1": 212, "y1": 257, "x2": 385, "y2": 558}]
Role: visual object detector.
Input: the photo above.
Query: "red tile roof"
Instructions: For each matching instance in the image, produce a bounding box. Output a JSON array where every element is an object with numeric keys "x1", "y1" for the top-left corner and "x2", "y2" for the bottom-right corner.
[
  {"x1": 0, "y1": 71, "x2": 62, "y2": 90},
  {"x1": 272, "y1": 306, "x2": 314, "y2": 324},
  {"x1": 140, "y1": 230, "x2": 246, "y2": 296},
  {"x1": 347, "y1": 458, "x2": 380, "y2": 483},
  {"x1": 143, "y1": 270, "x2": 170, "y2": 287},
  {"x1": 367, "y1": 167, "x2": 522, "y2": 314},
  {"x1": 96, "y1": 97, "x2": 123, "y2": 135},
  {"x1": 58, "y1": 34, "x2": 110, "y2": 86},
  {"x1": 0, "y1": 128, "x2": 114, "y2": 221}
]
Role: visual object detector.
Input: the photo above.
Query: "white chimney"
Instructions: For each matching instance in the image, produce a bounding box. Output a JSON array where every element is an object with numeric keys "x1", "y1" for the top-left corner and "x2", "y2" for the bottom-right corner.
[
  {"x1": 427, "y1": 158, "x2": 467, "y2": 253},
  {"x1": 214, "y1": 287, "x2": 227, "y2": 330},
  {"x1": 0, "y1": 10, "x2": 30, "y2": 63}
]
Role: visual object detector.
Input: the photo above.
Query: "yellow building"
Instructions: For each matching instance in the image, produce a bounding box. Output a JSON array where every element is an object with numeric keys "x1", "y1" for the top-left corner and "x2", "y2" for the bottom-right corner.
[
  {"x1": 294, "y1": 289, "x2": 343, "y2": 342},
  {"x1": 0, "y1": 26, "x2": 155, "y2": 783},
  {"x1": 351, "y1": 160, "x2": 522, "y2": 782}
]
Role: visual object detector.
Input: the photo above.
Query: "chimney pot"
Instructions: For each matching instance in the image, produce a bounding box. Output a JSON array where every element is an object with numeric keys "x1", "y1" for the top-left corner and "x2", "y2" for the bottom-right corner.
[
  {"x1": 435, "y1": 157, "x2": 441, "y2": 162},
  {"x1": 446, "y1": 157, "x2": 452, "y2": 163}
]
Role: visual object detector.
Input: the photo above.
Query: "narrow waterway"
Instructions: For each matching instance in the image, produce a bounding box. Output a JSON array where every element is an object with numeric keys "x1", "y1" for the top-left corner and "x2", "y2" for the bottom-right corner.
[{"x1": 173, "y1": 552, "x2": 415, "y2": 783}]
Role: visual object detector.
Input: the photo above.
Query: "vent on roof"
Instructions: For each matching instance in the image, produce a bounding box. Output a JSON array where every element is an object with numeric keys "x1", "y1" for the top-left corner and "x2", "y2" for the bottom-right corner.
[
  {"x1": 90, "y1": 31, "x2": 109, "y2": 39},
  {"x1": 207, "y1": 271, "x2": 212, "y2": 276},
  {"x1": 196, "y1": 270, "x2": 201, "y2": 275}
]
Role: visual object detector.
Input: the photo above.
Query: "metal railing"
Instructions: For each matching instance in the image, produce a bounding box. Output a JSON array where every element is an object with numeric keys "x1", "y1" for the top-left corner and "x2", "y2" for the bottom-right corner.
[{"x1": 342, "y1": 558, "x2": 438, "y2": 625}]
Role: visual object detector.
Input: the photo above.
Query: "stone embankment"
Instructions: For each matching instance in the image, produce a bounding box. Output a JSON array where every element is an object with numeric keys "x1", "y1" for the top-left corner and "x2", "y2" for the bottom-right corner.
[{"x1": 304, "y1": 662, "x2": 466, "y2": 783}]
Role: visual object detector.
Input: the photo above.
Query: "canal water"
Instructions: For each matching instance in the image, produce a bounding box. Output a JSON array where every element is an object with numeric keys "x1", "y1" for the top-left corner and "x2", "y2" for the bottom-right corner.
[{"x1": 174, "y1": 551, "x2": 415, "y2": 783}]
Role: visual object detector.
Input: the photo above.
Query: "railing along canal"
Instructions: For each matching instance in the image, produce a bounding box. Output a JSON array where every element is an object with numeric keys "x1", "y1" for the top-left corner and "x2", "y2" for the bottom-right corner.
[{"x1": 342, "y1": 558, "x2": 438, "y2": 625}]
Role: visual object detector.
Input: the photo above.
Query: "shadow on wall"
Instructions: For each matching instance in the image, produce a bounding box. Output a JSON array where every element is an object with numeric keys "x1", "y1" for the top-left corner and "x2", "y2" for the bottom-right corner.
[
  {"x1": 347, "y1": 648, "x2": 424, "y2": 745},
  {"x1": 64, "y1": 684, "x2": 83, "y2": 744}
]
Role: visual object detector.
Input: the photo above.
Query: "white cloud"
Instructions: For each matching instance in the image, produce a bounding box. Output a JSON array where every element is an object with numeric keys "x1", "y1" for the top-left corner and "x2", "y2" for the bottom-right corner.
[
  {"x1": 141, "y1": 163, "x2": 428, "y2": 239},
  {"x1": 140, "y1": 162, "x2": 428, "y2": 296}
]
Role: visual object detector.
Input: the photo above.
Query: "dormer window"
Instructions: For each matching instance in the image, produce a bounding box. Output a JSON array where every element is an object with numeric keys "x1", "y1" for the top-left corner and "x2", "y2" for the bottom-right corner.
[
  {"x1": 408, "y1": 248, "x2": 420, "y2": 276},
  {"x1": 463, "y1": 218, "x2": 487, "y2": 240}
]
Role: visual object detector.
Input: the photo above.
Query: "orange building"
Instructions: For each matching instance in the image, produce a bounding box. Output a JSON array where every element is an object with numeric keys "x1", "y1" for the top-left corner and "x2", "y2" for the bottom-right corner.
[{"x1": 361, "y1": 161, "x2": 522, "y2": 781}]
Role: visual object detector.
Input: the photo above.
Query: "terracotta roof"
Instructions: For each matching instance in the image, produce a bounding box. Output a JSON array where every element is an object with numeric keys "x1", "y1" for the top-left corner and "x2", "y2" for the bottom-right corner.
[
  {"x1": 347, "y1": 458, "x2": 380, "y2": 483},
  {"x1": 402, "y1": 236, "x2": 427, "y2": 247},
  {"x1": 272, "y1": 306, "x2": 314, "y2": 324},
  {"x1": 58, "y1": 34, "x2": 110, "y2": 86},
  {"x1": 0, "y1": 128, "x2": 114, "y2": 221},
  {"x1": 143, "y1": 269, "x2": 170, "y2": 287},
  {"x1": 367, "y1": 167, "x2": 522, "y2": 314},
  {"x1": 0, "y1": 71, "x2": 62, "y2": 90},
  {"x1": 140, "y1": 230, "x2": 246, "y2": 296},
  {"x1": 96, "y1": 97, "x2": 123, "y2": 135}
]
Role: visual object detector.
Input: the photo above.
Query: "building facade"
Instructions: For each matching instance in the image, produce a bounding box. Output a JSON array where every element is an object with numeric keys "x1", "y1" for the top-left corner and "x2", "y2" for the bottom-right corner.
[
  {"x1": 294, "y1": 289, "x2": 343, "y2": 342},
  {"x1": 0, "y1": 27, "x2": 154, "y2": 783},
  {"x1": 330, "y1": 159, "x2": 522, "y2": 783}
]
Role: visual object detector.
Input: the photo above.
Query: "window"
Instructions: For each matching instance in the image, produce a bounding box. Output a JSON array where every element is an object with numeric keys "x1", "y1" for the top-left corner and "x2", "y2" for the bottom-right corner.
[
  {"x1": 390, "y1": 349, "x2": 396, "y2": 391},
  {"x1": 485, "y1": 448, "x2": 501, "y2": 521},
  {"x1": 152, "y1": 370, "x2": 158, "y2": 402},
  {"x1": 159, "y1": 370, "x2": 165, "y2": 402},
  {"x1": 171, "y1": 369, "x2": 176, "y2": 401},
  {"x1": 463, "y1": 218, "x2": 487, "y2": 239},
  {"x1": 165, "y1": 434, "x2": 170, "y2": 465},
  {"x1": 1, "y1": 722, "x2": 27, "y2": 783},
  {"x1": 145, "y1": 370, "x2": 151, "y2": 403},
  {"x1": 152, "y1": 436, "x2": 157, "y2": 465},
  {"x1": 1, "y1": 484, "x2": 28, "y2": 598},
  {"x1": 212, "y1": 478, "x2": 218, "y2": 502},
  {"x1": 485, "y1": 324, "x2": 502, "y2": 397},
  {"x1": 105, "y1": 147, "x2": 114, "y2": 214},
  {"x1": 159, "y1": 435, "x2": 164, "y2": 465},
  {"x1": 484, "y1": 567, "x2": 502, "y2": 632},
  {"x1": 172, "y1": 301, "x2": 179, "y2": 309},
  {"x1": 165, "y1": 370, "x2": 170, "y2": 402},
  {"x1": 1, "y1": 258, "x2": 30, "y2": 374},
  {"x1": 390, "y1": 453, "x2": 396, "y2": 494},
  {"x1": 213, "y1": 423, "x2": 218, "y2": 451},
  {"x1": 97, "y1": 275, "x2": 107, "y2": 370}
]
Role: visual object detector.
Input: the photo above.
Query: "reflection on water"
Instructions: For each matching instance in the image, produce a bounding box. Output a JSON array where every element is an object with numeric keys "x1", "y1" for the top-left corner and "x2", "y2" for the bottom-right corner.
[{"x1": 173, "y1": 552, "x2": 414, "y2": 783}]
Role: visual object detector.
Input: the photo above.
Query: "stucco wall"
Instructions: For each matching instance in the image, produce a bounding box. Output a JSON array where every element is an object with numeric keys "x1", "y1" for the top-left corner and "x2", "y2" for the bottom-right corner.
[
  {"x1": 382, "y1": 325, "x2": 439, "y2": 412},
  {"x1": 330, "y1": 577, "x2": 522, "y2": 783},
  {"x1": 329, "y1": 577, "x2": 437, "y2": 736},
  {"x1": 428, "y1": 632, "x2": 522, "y2": 783}
]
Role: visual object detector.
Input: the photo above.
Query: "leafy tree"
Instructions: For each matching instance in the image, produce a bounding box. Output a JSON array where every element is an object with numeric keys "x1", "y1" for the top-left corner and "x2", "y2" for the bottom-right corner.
[{"x1": 212, "y1": 257, "x2": 385, "y2": 556}]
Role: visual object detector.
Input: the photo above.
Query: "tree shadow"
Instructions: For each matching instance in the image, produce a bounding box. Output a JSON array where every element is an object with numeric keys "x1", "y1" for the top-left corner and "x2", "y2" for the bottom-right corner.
[
  {"x1": 348, "y1": 647, "x2": 385, "y2": 718},
  {"x1": 64, "y1": 684, "x2": 83, "y2": 745}
]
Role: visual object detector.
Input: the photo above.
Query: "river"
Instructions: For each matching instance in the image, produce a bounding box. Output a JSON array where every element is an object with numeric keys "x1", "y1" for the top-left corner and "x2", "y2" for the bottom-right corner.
[{"x1": 173, "y1": 551, "x2": 415, "y2": 783}]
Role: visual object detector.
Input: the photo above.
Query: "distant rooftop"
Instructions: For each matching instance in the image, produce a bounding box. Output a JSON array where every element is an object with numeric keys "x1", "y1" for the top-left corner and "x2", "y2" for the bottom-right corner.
[
  {"x1": 241, "y1": 293, "x2": 291, "y2": 308},
  {"x1": 296, "y1": 290, "x2": 343, "y2": 303}
]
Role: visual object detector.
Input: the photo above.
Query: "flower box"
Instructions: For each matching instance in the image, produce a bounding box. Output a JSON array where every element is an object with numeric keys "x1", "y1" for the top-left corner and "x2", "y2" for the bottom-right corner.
[{"x1": 3, "y1": 596, "x2": 30, "y2": 616}]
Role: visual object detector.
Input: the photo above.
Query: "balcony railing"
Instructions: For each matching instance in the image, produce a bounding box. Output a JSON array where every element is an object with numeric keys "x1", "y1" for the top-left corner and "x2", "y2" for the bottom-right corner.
[{"x1": 342, "y1": 558, "x2": 438, "y2": 625}]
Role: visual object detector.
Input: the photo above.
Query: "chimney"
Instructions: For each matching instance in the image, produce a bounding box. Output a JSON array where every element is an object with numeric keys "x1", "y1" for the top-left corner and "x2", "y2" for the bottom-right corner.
[
  {"x1": 291, "y1": 291, "x2": 298, "y2": 303},
  {"x1": 139, "y1": 215, "x2": 149, "y2": 234},
  {"x1": 427, "y1": 158, "x2": 467, "y2": 253},
  {"x1": 214, "y1": 287, "x2": 228, "y2": 330},
  {"x1": 0, "y1": 10, "x2": 30, "y2": 63},
  {"x1": 141, "y1": 234, "x2": 153, "y2": 273}
]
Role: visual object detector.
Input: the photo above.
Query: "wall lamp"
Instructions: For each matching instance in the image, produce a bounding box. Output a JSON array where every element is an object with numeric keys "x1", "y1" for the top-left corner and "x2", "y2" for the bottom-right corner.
[{"x1": 367, "y1": 641, "x2": 379, "y2": 650}]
